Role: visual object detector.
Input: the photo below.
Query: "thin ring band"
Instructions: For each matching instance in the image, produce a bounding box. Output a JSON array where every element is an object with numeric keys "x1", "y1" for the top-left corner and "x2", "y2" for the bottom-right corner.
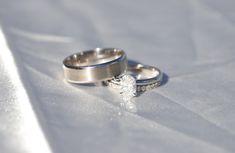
[
  {"x1": 63, "y1": 48, "x2": 127, "y2": 83},
  {"x1": 129, "y1": 63, "x2": 162, "y2": 92}
]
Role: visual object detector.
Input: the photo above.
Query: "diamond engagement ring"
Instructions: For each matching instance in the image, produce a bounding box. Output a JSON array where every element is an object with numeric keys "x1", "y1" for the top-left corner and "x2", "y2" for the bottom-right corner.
[
  {"x1": 106, "y1": 63, "x2": 162, "y2": 102},
  {"x1": 63, "y1": 48, "x2": 127, "y2": 83}
]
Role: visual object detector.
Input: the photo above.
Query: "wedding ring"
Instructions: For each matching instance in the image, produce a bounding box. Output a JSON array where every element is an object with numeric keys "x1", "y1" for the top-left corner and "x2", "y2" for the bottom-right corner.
[
  {"x1": 129, "y1": 63, "x2": 162, "y2": 92},
  {"x1": 106, "y1": 63, "x2": 162, "y2": 99},
  {"x1": 105, "y1": 63, "x2": 162, "y2": 112},
  {"x1": 63, "y1": 48, "x2": 127, "y2": 83}
]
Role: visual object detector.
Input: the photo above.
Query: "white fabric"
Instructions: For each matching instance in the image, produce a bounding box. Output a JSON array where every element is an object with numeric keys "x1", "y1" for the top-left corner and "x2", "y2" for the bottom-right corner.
[{"x1": 0, "y1": 0, "x2": 235, "y2": 153}]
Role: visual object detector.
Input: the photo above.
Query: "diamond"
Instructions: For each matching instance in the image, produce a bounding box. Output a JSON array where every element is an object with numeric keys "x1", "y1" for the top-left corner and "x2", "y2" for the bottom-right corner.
[{"x1": 119, "y1": 75, "x2": 136, "y2": 102}]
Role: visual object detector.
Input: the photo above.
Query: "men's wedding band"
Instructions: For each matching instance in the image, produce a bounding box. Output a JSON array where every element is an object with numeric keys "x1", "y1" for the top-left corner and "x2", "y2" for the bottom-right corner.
[{"x1": 63, "y1": 48, "x2": 127, "y2": 83}]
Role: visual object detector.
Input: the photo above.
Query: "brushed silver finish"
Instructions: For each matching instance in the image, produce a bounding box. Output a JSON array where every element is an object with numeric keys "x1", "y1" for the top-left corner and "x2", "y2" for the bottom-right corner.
[{"x1": 63, "y1": 48, "x2": 127, "y2": 84}]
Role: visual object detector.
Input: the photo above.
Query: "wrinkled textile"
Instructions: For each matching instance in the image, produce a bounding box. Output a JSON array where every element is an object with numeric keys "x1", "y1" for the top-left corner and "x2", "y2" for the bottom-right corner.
[{"x1": 0, "y1": 0, "x2": 235, "y2": 153}]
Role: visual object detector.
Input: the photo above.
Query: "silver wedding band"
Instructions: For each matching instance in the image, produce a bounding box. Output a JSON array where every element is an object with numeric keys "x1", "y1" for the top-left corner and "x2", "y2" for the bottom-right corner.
[
  {"x1": 129, "y1": 63, "x2": 162, "y2": 91},
  {"x1": 63, "y1": 48, "x2": 127, "y2": 83}
]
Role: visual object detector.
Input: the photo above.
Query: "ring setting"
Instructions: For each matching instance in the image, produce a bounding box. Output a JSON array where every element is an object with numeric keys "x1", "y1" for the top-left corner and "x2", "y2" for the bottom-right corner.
[{"x1": 105, "y1": 63, "x2": 162, "y2": 103}]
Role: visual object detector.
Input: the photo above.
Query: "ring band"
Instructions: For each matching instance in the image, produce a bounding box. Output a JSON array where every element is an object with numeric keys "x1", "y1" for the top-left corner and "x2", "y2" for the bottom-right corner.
[
  {"x1": 129, "y1": 63, "x2": 162, "y2": 92},
  {"x1": 63, "y1": 48, "x2": 127, "y2": 83}
]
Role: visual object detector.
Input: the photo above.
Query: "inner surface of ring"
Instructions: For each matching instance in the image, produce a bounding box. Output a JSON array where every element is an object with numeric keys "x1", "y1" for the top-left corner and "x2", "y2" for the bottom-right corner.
[
  {"x1": 65, "y1": 49, "x2": 124, "y2": 67},
  {"x1": 127, "y1": 65, "x2": 159, "y2": 80}
]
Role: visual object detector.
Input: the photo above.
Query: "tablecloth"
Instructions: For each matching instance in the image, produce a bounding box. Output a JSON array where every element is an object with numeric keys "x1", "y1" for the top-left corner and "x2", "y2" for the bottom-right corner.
[{"x1": 0, "y1": 0, "x2": 235, "y2": 153}]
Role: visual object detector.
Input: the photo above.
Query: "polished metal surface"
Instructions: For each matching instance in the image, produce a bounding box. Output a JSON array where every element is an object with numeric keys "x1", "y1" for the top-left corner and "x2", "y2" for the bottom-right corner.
[
  {"x1": 127, "y1": 63, "x2": 162, "y2": 86},
  {"x1": 63, "y1": 48, "x2": 127, "y2": 83}
]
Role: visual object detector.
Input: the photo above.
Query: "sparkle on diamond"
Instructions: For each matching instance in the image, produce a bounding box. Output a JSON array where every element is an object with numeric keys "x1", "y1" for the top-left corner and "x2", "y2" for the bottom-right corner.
[{"x1": 119, "y1": 75, "x2": 136, "y2": 102}]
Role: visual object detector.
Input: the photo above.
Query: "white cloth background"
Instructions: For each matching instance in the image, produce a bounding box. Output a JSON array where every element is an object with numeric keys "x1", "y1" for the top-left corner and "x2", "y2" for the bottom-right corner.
[{"x1": 0, "y1": 0, "x2": 235, "y2": 153}]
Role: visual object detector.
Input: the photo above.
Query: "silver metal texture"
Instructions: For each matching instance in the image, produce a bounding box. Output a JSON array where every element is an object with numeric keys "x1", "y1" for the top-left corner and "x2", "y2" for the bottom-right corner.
[{"x1": 63, "y1": 48, "x2": 127, "y2": 84}]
